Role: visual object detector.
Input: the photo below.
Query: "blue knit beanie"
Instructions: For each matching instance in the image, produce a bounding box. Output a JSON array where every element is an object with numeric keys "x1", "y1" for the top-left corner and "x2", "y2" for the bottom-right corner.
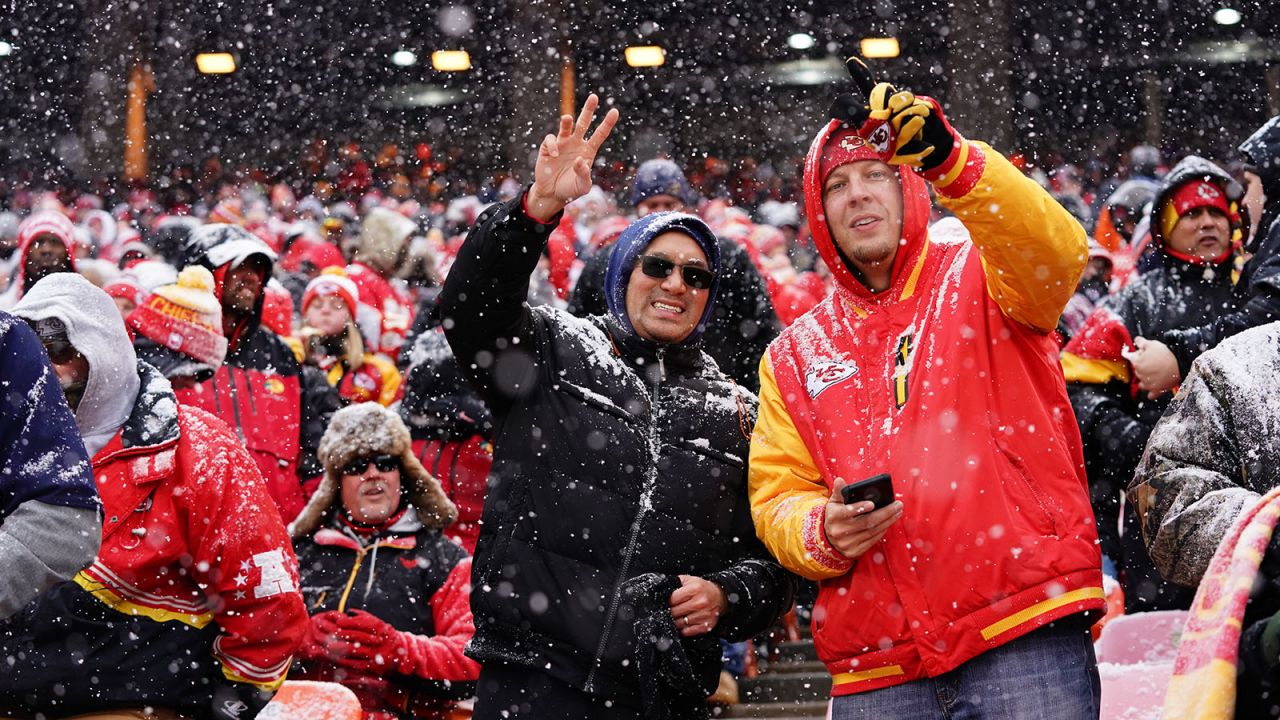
[
  {"x1": 604, "y1": 212, "x2": 720, "y2": 346},
  {"x1": 630, "y1": 159, "x2": 693, "y2": 208}
]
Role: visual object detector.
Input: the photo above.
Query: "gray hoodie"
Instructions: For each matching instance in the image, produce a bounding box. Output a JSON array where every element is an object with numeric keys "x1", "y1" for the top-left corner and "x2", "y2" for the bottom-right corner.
[{"x1": 14, "y1": 273, "x2": 140, "y2": 457}]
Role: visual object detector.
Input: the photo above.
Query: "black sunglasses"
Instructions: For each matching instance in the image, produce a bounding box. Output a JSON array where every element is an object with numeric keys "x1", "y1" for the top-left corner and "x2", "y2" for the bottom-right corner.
[
  {"x1": 638, "y1": 255, "x2": 715, "y2": 290},
  {"x1": 42, "y1": 339, "x2": 82, "y2": 365},
  {"x1": 340, "y1": 454, "x2": 400, "y2": 476}
]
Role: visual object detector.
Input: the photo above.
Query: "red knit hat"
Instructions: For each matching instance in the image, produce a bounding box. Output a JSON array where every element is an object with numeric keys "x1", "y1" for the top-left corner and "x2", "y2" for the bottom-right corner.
[
  {"x1": 819, "y1": 126, "x2": 881, "y2": 187},
  {"x1": 1160, "y1": 179, "x2": 1234, "y2": 238},
  {"x1": 103, "y1": 278, "x2": 145, "y2": 307},
  {"x1": 127, "y1": 265, "x2": 228, "y2": 367},
  {"x1": 303, "y1": 267, "x2": 359, "y2": 319}
]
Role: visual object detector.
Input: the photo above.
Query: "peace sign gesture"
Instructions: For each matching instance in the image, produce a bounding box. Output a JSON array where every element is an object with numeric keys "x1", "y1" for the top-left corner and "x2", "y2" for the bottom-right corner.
[{"x1": 525, "y1": 93, "x2": 619, "y2": 222}]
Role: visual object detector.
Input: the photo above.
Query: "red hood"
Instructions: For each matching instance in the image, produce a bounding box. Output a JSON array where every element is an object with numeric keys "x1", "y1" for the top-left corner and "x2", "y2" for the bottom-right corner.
[{"x1": 802, "y1": 120, "x2": 932, "y2": 303}]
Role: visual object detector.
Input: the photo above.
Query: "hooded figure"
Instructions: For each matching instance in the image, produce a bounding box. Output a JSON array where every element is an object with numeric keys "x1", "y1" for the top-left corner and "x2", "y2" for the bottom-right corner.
[
  {"x1": 179, "y1": 223, "x2": 340, "y2": 524},
  {"x1": 0, "y1": 212, "x2": 79, "y2": 311},
  {"x1": 1065, "y1": 155, "x2": 1244, "y2": 613},
  {"x1": 439, "y1": 96, "x2": 791, "y2": 720},
  {"x1": 14, "y1": 273, "x2": 139, "y2": 457},
  {"x1": 4, "y1": 274, "x2": 306, "y2": 720},
  {"x1": 289, "y1": 403, "x2": 476, "y2": 720},
  {"x1": 567, "y1": 162, "x2": 781, "y2": 392},
  {"x1": 0, "y1": 311, "x2": 100, "y2": 619},
  {"x1": 748, "y1": 92, "x2": 1102, "y2": 713}
]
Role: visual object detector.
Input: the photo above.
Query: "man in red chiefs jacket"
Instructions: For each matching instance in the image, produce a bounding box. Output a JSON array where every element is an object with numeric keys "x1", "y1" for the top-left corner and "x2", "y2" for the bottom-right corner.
[
  {"x1": 748, "y1": 80, "x2": 1104, "y2": 717},
  {"x1": 4, "y1": 273, "x2": 307, "y2": 720},
  {"x1": 179, "y1": 223, "x2": 340, "y2": 524}
]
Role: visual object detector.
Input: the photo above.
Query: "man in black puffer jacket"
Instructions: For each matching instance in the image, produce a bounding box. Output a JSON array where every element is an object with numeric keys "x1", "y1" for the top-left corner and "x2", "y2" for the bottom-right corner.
[
  {"x1": 1063, "y1": 155, "x2": 1246, "y2": 612},
  {"x1": 441, "y1": 95, "x2": 793, "y2": 720},
  {"x1": 1125, "y1": 116, "x2": 1280, "y2": 397}
]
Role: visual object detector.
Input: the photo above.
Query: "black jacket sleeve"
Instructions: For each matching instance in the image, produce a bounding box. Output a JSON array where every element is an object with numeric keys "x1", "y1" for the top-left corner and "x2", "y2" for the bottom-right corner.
[
  {"x1": 1160, "y1": 218, "x2": 1280, "y2": 377},
  {"x1": 706, "y1": 544, "x2": 795, "y2": 642},
  {"x1": 439, "y1": 194, "x2": 560, "y2": 412},
  {"x1": 1067, "y1": 381, "x2": 1155, "y2": 567},
  {"x1": 298, "y1": 364, "x2": 340, "y2": 478}
]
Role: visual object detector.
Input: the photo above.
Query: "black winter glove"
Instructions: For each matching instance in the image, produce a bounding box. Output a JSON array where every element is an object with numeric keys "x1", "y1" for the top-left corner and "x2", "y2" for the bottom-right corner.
[{"x1": 1241, "y1": 611, "x2": 1280, "y2": 681}]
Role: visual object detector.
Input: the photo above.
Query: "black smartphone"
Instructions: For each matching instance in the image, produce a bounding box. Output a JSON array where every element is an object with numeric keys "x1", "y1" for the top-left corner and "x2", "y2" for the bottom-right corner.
[{"x1": 841, "y1": 473, "x2": 895, "y2": 509}]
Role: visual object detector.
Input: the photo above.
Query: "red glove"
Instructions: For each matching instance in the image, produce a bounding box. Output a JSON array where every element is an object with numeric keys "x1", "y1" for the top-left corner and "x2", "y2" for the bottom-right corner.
[
  {"x1": 326, "y1": 609, "x2": 407, "y2": 672},
  {"x1": 296, "y1": 611, "x2": 345, "y2": 661}
]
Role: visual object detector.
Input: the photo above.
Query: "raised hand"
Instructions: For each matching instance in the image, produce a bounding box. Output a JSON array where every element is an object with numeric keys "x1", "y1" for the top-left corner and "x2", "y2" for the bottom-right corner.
[{"x1": 525, "y1": 93, "x2": 620, "y2": 222}]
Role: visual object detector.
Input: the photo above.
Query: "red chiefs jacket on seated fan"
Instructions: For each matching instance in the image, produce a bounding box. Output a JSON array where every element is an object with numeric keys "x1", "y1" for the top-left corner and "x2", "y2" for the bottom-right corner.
[{"x1": 749, "y1": 125, "x2": 1104, "y2": 697}]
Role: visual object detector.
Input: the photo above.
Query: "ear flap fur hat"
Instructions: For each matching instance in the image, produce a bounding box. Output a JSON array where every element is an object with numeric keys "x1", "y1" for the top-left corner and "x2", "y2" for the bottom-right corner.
[{"x1": 289, "y1": 402, "x2": 457, "y2": 537}]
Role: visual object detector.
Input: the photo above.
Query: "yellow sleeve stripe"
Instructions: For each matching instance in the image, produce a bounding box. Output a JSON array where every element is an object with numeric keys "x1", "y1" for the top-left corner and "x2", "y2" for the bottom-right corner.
[
  {"x1": 74, "y1": 572, "x2": 215, "y2": 628},
  {"x1": 221, "y1": 664, "x2": 289, "y2": 691},
  {"x1": 943, "y1": 144, "x2": 1087, "y2": 333},
  {"x1": 749, "y1": 356, "x2": 852, "y2": 581},
  {"x1": 1060, "y1": 352, "x2": 1130, "y2": 385}
]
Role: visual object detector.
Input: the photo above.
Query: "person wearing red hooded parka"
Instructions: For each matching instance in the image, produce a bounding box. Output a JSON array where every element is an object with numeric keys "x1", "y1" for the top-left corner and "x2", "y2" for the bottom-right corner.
[
  {"x1": 178, "y1": 223, "x2": 341, "y2": 524},
  {"x1": 748, "y1": 80, "x2": 1103, "y2": 718},
  {"x1": 0, "y1": 212, "x2": 78, "y2": 311}
]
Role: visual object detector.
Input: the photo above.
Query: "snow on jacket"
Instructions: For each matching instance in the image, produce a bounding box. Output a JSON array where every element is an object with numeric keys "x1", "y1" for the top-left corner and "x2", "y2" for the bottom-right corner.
[
  {"x1": 293, "y1": 511, "x2": 477, "y2": 718},
  {"x1": 440, "y1": 196, "x2": 794, "y2": 702},
  {"x1": 0, "y1": 365, "x2": 306, "y2": 719},
  {"x1": 0, "y1": 312, "x2": 100, "y2": 619},
  {"x1": 748, "y1": 129, "x2": 1102, "y2": 697},
  {"x1": 1063, "y1": 158, "x2": 1241, "y2": 611},
  {"x1": 1128, "y1": 321, "x2": 1280, "y2": 588},
  {"x1": 179, "y1": 224, "x2": 340, "y2": 523},
  {"x1": 567, "y1": 231, "x2": 782, "y2": 392}
]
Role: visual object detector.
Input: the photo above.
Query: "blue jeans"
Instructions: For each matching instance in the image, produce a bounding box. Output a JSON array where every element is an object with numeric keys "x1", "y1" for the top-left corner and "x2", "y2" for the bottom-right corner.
[{"x1": 831, "y1": 615, "x2": 1100, "y2": 720}]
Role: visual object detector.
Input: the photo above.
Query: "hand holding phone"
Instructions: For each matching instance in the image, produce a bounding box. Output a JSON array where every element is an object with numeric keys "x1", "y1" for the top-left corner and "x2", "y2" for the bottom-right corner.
[
  {"x1": 825, "y1": 473, "x2": 903, "y2": 562},
  {"x1": 841, "y1": 473, "x2": 895, "y2": 510}
]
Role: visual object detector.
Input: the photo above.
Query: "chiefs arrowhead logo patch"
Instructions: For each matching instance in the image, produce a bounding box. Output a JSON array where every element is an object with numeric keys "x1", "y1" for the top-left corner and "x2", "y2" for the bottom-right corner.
[
  {"x1": 805, "y1": 361, "x2": 858, "y2": 399},
  {"x1": 868, "y1": 123, "x2": 892, "y2": 154}
]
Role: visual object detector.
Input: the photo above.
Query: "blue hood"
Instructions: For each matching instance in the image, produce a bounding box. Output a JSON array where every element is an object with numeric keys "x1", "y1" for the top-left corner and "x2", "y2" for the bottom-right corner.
[{"x1": 604, "y1": 212, "x2": 720, "y2": 346}]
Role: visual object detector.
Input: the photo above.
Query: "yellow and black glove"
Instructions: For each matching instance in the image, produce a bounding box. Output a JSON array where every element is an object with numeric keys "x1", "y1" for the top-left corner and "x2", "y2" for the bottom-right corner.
[{"x1": 866, "y1": 83, "x2": 937, "y2": 167}]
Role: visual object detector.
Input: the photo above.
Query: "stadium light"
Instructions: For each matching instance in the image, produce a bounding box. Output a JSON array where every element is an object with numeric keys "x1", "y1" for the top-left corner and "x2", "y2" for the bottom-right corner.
[
  {"x1": 787, "y1": 33, "x2": 816, "y2": 50},
  {"x1": 195, "y1": 52, "x2": 236, "y2": 74},
  {"x1": 0, "y1": 41, "x2": 12, "y2": 57},
  {"x1": 860, "y1": 37, "x2": 900, "y2": 59},
  {"x1": 391, "y1": 50, "x2": 417, "y2": 67},
  {"x1": 1213, "y1": 8, "x2": 1242, "y2": 25},
  {"x1": 431, "y1": 50, "x2": 471, "y2": 72},
  {"x1": 625, "y1": 45, "x2": 665, "y2": 68}
]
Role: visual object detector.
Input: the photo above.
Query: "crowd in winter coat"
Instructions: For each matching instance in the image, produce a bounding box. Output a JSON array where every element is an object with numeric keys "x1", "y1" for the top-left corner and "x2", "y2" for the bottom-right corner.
[{"x1": 1, "y1": 106, "x2": 1280, "y2": 718}]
